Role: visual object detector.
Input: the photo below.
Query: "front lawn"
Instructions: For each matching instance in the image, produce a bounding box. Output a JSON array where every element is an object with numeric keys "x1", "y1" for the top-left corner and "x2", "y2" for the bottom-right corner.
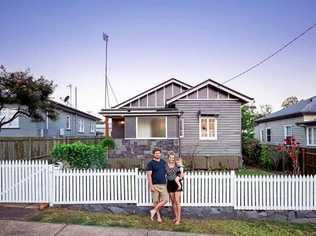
[{"x1": 32, "y1": 208, "x2": 316, "y2": 236}]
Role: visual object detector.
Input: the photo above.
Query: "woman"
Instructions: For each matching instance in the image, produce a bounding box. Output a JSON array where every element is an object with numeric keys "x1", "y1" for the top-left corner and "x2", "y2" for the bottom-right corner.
[{"x1": 166, "y1": 151, "x2": 183, "y2": 225}]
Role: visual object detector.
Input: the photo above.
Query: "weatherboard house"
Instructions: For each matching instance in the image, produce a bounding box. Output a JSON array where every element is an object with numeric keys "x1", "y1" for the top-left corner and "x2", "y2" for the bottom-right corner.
[{"x1": 100, "y1": 78, "x2": 253, "y2": 168}]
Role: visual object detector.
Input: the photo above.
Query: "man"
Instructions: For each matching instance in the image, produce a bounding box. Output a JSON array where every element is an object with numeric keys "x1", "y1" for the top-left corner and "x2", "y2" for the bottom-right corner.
[{"x1": 146, "y1": 148, "x2": 168, "y2": 223}]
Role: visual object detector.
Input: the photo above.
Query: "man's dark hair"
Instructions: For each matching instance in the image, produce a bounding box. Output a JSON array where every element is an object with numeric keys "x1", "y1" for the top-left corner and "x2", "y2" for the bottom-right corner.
[{"x1": 152, "y1": 148, "x2": 161, "y2": 154}]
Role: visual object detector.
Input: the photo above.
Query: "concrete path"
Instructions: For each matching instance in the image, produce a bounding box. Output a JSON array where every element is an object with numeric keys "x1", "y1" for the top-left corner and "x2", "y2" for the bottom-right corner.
[{"x1": 0, "y1": 220, "x2": 219, "y2": 236}]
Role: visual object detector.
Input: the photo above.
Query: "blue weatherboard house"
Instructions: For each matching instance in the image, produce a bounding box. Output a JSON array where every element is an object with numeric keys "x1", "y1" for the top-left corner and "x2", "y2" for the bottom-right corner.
[{"x1": 0, "y1": 101, "x2": 100, "y2": 137}]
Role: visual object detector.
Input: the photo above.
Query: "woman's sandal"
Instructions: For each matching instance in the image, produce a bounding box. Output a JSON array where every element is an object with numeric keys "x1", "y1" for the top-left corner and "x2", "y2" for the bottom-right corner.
[
  {"x1": 172, "y1": 218, "x2": 177, "y2": 223},
  {"x1": 174, "y1": 220, "x2": 180, "y2": 225}
]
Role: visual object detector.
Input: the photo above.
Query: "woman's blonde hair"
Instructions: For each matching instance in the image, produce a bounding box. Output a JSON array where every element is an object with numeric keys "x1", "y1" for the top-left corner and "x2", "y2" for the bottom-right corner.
[{"x1": 168, "y1": 151, "x2": 176, "y2": 157}]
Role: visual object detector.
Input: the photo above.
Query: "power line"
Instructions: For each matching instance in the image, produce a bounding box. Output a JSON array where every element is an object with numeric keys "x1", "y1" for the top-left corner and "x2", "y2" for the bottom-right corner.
[{"x1": 222, "y1": 23, "x2": 316, "y2": 84}]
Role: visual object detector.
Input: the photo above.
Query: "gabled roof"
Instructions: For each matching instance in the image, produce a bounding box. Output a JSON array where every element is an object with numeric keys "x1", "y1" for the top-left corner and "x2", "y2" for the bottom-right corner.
[
  {"x1": 51, "y1": 100, "x2": 101, "y2": 121},
  {"x1": 112, "y1": 78, "x2": 192, "y2": 109},
  {"x1": 256, "y1": 96, "x2": 316, "y2": 124},
  {"x1": 166, "y1": 79, "x2": 253, "y2": 104}
]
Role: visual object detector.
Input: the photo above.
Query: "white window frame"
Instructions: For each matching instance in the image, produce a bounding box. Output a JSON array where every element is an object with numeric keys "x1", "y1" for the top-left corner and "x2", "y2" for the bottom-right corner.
[
  {"x1": 283, "y1": 125, "x2": 293, "y2": 138},
  {"x1": 0, "y1": 108, "x2": 20, "y2": 129},
  {"x1": 199, "y1": 116, "x2": 217, "y2": 140},
  {"x1": 135, "y1": 116, "x2": 168, "y2": 139},
  {"x1": 66, "y1": 116, "x2": 71, "y2": 130},
  {"x1": 179, "y1": 118, "x2": 184, "y2": 138},
  {"x1": 306, "y1": 126, "x2": 316, "y2": 146},
  {"x1": 260, "y1": 129, "x2": 264, "y2": 142},
  {"x1": 78, "y1": 119, "x2": 85, "y2": 133},
  {"x1": 266, "y1": 127, "x2": 271, "y2": 143},
  {"x1": 90, "y1": 122, "x2": 95, "y2": 133}
]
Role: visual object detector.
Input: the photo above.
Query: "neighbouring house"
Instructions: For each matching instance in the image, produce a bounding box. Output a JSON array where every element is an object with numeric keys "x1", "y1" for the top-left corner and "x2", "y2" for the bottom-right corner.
[
  {"x1": 100, "y1": 78, "x2": 253, "y2": 167},
  {"x1": 255, "y1": 96, "x2": 316, "y2": 147},
  {"x1": 0, "y1": 101, "x2": 100, "y2": 137}
]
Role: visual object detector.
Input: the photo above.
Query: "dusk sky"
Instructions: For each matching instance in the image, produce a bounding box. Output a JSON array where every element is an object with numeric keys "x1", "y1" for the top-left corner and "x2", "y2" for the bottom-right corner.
[{"x1": 1, "y1": 0, "x2": 315, "y2": 116}]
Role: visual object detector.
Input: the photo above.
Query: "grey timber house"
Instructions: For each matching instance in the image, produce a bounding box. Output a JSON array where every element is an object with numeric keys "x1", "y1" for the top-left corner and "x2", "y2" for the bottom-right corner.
[
  {"x1": 0, "y1": 101, "x2": 100, "y2": 137},
  {"x1": 100, "y1": 78, "x2": 253, "y2": 167},
  {"x1": 255, "y1": 96, "x2": 316, "y2": 147}
]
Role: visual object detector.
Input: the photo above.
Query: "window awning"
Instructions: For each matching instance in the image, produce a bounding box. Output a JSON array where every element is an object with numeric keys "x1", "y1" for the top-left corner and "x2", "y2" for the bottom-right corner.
[{"x1": 197, "y1": 110, "x2": 219, "y2": 117}]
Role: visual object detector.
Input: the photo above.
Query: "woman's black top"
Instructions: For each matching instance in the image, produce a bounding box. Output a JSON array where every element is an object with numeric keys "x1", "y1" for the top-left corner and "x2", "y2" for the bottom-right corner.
[{"x1": 166, "y1": 164, "x2": 183, "y2": 193}]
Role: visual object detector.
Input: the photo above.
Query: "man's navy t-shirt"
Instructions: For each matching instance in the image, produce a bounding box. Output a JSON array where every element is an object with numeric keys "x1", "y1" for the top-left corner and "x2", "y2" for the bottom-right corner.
[{"x1": 146, "y1": 159, "x2": 167, "y2": 185}]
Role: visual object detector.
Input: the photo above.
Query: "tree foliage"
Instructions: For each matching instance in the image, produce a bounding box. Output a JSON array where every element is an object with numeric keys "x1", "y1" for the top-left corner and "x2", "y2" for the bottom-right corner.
[
  {"x1": 51, "y1": 142, "x2": 107, "y2": 169},
  {"x1": 0, "y1": 66, "x2": 58, "y2": 130},
  {"x1": 241, "y1": 105, "x2": 256, "y2": 140},
  {"x1": 281, "y1": 96, "x2": 298, "y2": 108}
]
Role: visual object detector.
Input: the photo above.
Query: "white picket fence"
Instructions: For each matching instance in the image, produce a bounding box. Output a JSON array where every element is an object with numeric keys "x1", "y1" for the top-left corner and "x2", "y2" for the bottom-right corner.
[{"x1": 0, "y1": 160, "x2": 316, "y2": 210}]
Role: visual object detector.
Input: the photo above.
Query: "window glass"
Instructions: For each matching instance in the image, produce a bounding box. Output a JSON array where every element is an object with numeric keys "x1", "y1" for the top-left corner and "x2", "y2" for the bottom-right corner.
[
  {"x1": 200, "y1": 117, "x2": 217, "y2": 139},
  {"x1": 78, "y1": 119, "x2": 84, "y2": 132},
  {"x1": 66, "y1": 116, "x2": 71, "y2": 129},
  {"x1": 266, "y1": 128, "x2": 271, "y2": 142},
  {"x1": 200, "y1": 118, "x2": 208, "y2": 138},
  {"x1": 285, "y1": 126, "x2": 293, "y2": 137},
  {"x1": 307, "y1": 128, "x2": 312, "y2": 145},
  {"x1": 208, "y1": 119, "x2": 216, "y2": 138},
  {"x1": 313, "y1": 128, "x2": 316, "y2": 145},
  {"x1": 179, "y1": 118, "x2": 184, "y2": 137},
  {"x1": 137, "y1": 116, "x2": 166, "y2": 138}
]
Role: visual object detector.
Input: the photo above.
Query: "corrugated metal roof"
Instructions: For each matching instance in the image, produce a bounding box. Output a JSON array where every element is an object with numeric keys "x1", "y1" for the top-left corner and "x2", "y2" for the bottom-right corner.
[{"x1": 256, "y1": 96, "x2": 316, "y2": 123}]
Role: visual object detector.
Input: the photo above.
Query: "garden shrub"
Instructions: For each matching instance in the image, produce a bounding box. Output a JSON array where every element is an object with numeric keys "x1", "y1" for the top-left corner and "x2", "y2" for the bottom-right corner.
[
  {"x1": 242, "y1": 138, "x2": 261, "y2": 165},
  {"x1": 259, "y1": 144, "x2": 273, "y2": 170},
  {"x1": 51, "y1": 141, "x2": 106, "y2": 169},
  {"x1": 100, "y1": 137, "x2": 116, "y2": 149}
]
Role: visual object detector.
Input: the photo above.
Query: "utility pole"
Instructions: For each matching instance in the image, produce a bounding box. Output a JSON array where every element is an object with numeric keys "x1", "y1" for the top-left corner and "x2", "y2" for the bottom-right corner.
[{"x1": 103, "y1": 33, "x2": 110, "y2": 137}]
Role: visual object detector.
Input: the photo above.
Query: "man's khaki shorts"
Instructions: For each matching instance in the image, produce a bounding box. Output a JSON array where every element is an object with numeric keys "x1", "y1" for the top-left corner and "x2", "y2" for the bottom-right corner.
[{"x1": 152, "y1": 184, "x2": 169, "y2": 204}]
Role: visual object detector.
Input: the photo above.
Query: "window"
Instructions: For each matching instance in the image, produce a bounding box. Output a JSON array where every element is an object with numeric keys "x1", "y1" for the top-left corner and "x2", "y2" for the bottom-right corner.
[
  {"x1": 266, "y1": 128, "x2": 271, "y2": 142},
  {"x1": 199, "y1": 117, "x2": 217, "y2": 140},
  {"x1": 66, "y1": 116, "x2": 71, "y2": 130},
  {"x1": 307, "y1": 127, "x2": 316, "y2": 146},
  {"x1": 260, "y1": 129, "x2": 265, "y2": 142},
  {"x1": 284, "y1": 125, "x2": 293, "y2": 138},
  {"x1": 90, "y1": 122, "x2": 95, "y2": 133},
  {"x1": 179, "y1": 118, "x2": 184, "y2": 138},
  {"x1": 0, "y1": 108, "x2": 19, "y2": 128},
  {"x1": 137, "y1": 116, "x2": 166, "y2": 138},
  {"x1": 78, "y1": 119, "x2": 84, "y2": 133}
]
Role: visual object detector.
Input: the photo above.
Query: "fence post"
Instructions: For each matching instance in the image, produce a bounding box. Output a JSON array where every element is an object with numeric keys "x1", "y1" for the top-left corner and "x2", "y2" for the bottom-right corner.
[
  {"x1": 48, "y1": 165, "x2": 55, "y2": 207},
  {"x1": 231, "y1": 170, "x2": 236, "y2": 209},
  {"x1": 135, "y1": 168, "x2": 139, "y2": 205}
]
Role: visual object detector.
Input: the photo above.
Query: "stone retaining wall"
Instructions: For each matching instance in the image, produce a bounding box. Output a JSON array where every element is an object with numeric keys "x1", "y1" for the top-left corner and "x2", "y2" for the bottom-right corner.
[
  {"x1": 109, "y1": 139, "x2": 179, "y2": 159},
  {"x1": 55, "y1": 204, "x2": 316, "y2": 223}
]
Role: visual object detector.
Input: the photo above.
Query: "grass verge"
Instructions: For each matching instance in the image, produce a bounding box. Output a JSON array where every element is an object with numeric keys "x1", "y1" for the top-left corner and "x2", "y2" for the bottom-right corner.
[{"x1": 31, "y1": 208, "x2": 316, "y2": 236}]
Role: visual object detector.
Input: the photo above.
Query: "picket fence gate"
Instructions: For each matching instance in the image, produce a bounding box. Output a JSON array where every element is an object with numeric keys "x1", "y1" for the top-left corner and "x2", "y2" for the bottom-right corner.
[{"x1": 1, "y1": 160, "x2": 316, "y2": 210}]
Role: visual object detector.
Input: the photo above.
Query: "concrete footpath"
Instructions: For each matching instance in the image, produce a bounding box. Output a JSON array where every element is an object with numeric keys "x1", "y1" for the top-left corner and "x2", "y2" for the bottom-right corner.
[{"x1": 0, "y1": 220, "x2": 219, "y2": 236}]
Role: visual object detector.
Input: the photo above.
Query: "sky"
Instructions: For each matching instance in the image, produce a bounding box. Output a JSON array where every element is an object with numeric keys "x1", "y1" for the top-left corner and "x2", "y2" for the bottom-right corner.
[{"x1": 1, "y1": 0, "x2": 316, "y2": 117}]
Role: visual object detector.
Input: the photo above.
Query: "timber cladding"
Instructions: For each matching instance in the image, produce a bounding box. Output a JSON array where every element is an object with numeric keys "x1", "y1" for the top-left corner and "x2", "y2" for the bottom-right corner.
[{"x1": 0, "y1": 137, "x2": 104, "y2": 160}]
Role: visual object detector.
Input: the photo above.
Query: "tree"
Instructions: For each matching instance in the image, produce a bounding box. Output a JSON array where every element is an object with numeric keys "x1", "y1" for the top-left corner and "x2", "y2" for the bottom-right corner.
[
  {"x1": 281, "y1": 96, "x2": 298, "y2": 108},
  {"x1": 0, "y1": 66, "x2": 58, "y2": 130},
  {"x1": 256, "y1": 104, "x2": 272, "y2": 119},
  {"x1": 241, "y1": 105, "x2": 256, "y2": 141}
]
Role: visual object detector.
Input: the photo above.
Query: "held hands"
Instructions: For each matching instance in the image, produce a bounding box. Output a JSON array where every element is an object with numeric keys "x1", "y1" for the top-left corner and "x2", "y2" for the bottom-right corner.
[{"x1": 150, "y1": 185, "x2": 157, "y2": 192}]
